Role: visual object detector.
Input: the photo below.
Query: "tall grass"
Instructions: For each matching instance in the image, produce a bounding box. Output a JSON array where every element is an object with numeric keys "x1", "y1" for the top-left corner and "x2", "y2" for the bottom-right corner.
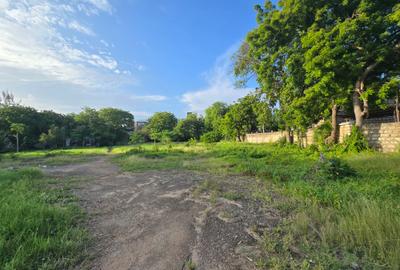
[
  {"x1": 2, "y1": 142, "x2": 399, "y2": 268},
  {"x1": 114, "y1": 142, "x2": 400, "y2": 268},
  {"x1": 0, "y1": 168, "x2": 87, "y2": 270}
]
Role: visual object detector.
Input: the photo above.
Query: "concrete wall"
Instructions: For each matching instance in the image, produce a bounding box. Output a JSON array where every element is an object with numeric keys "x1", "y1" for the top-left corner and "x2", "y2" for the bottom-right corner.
[
  {"x1": 245, "y1": 131, "x2": 287, "y2": 143},
  {"x1": 245, "y1": 122, "x2": 400, "y2": 152},
  {"x1": 339, "y1": 122, "x2": 400, "y2": 152}
]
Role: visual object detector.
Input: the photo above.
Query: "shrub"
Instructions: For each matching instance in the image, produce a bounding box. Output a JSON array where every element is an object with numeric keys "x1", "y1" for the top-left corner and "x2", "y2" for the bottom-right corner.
[
  {"x1": 160, "y1": 131, "x2": 173, "y2": 144},
  {"x1": 313, "y1": 121, "x2": 332, "y2": 146},
  {"x1": 310, "y1": 155, "x2": 355, "y2": 182},
  {"x1": 185, "y1": 138, "x2": 197, "y2": 146},
  {"x1": 341, "y1": 126, "x2": 370, "y2": 152},
  {"x1": 125, "y1": 146, "x2": 144, "y2": 155},
  {"x1": 200, "y1": 131, "x2": 223, "y2": 143},
  {"x1": 129, "y1": 131, "x2": 146, "y2": 144},
  {"x1": 275, "y1": 136, "x2": 287, "y2": 147},
  {"x1": 307, "y1": 144, "x2": 319, "y2": 153}
]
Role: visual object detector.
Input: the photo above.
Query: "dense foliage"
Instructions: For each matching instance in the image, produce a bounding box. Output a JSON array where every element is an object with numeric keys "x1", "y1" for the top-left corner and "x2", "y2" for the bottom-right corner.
[
  {"x1": 0, "y1": 100, "x2": 134, "y2": 152},
  {"x1": 234, "y1": 0, "x2": 400, "y2": 140}
]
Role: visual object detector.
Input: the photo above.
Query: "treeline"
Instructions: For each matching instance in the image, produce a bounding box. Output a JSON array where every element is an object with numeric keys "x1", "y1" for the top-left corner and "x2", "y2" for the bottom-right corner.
[
  {"x1": 233, "y1": 0, "x2": 400, "y2": 143},
  {"x1": 0, "y1": 92, "x2": 134, "y2": 152},
  {"x1": 131, "y1": 93, "x2": 280, "y2": 144}
]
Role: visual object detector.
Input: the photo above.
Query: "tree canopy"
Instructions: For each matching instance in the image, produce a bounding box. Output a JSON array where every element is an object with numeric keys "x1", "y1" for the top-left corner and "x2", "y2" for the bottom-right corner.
[
  {"x1": 234, "y1": 0, "x2": 400, "y2": 134},
  {"x1": 0, "y1": 99, "x2": 134, "y2": 152},
  {"x1": 174, "y1": 113, "x2": 205, "y2": 141},
  {"x1": 146, "y1": 112, "x2": 178, "y2": 141}
]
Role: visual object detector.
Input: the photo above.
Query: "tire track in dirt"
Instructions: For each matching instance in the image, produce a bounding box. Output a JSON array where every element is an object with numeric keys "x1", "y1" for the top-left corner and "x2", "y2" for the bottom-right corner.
[{"x1": 45, "y1": 157, "x2": 279, "y2": 270}]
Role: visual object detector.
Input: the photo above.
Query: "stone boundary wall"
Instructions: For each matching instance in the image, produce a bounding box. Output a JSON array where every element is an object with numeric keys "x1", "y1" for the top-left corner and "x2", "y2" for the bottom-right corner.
[
  {"x1": 245, "y1": 122, "x2": 400, "y2": 152},
  {"x1": 245, "y1": 131, "x2": 287, "y2": 143}
]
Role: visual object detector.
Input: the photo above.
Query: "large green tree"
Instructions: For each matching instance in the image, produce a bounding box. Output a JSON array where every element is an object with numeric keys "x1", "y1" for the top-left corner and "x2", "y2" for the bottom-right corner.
[
  {"x1": 174, "y1": 113, "x2": 205, "y2": 141},
  {"x1": 222, "y1": 94, "x2": 258, "y2": 141},
  {"x1": 145, "y1": 112, "x2": 177, "y2": 141},
  {"x1": 302, "y1": 0, "x2": 400, "y2": 128},
  {"x1": 234, "y1": 0, "x2": 325, "y2": 138},
  {"x1": 39, "y1": 125, "x2": 64, "y2": 149},
  {"x1": 98, "y1": 108, "x2": 134, "y2": 145},
  {"x1": 0, "y1": 105, "x2": 41, "y2": 149},
  {"x1": 236, "y1": 0, "x2": 400, "y2": 139},
  {"x1": 204, "y1": 102, "x2": 228, "y2": 133}
]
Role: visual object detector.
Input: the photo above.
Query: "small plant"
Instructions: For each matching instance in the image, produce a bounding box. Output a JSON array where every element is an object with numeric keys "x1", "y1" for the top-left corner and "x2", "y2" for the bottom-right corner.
[
  {"x1": 152, "y1": 144, "x2": 160, "y2": 152},
  {"x1": 125, "y1": 147, "x2": 144, "y2": 155},
  {"x1": 222, "y1": 191, "x2": 242, "y2": 201},
  {"x1": 184, "y1": 259, "x2": 196, "y2": 270},
  {"x1": 185, "y1": 138, "x2": 197, "y2": 147},
  {"x1": 313, "y1": 121, "x2": 332, "y2": 146},
  {"x1": 310, "y1": 154, "x2": 355, "y2": 182},
  {"x1": 275, "y1": 136, "x2": 287, "y2": 147},
  {"x1": 307, "y1": 144, "x2": 319, "y2": 153},
  {"x1": 341, "y1": 126, "x2": 370, "y2": 153}
]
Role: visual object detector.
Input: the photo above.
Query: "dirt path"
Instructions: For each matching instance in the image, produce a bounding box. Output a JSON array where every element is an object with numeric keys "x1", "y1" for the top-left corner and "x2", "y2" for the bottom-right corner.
[{"x1": 45, "y1": 157, "x2": 279, "y2": 270}]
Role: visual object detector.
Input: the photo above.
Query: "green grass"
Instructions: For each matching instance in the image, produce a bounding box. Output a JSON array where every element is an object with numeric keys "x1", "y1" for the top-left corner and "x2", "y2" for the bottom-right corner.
[
  {"x1": 114, "y1": 142, "x2": 400, "y2": 269},
  {"x1": 2, "y1": 142, "x2": 399, "y2": 269},
  {"x1": 0, "y1": 168, "x2": 87, "y2": 270}
]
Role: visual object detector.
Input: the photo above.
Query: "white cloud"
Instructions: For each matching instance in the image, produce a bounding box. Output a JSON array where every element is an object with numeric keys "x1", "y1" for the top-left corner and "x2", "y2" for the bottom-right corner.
[
  {"x1": 181, "y1": 45, "x2": 252, "y2": 113},
  {"x1": 0, "y1": 0, "x2": 131, "y2": 89},
  {"x1": 86, "y1": 0, "x2": 112, "y2": 14},
  {"x1": 130, "y1": 95, "x2": 167, "y2": 101},
  {"x1": 0, "y1": 0, "x2": 9, "y2": 11},
  {"x1": 100, "y1": 39, "x2": 109, "y2": 47},
  {"x1": 132, "y1": 111, "x2": 152, "y2": 118},
  {"x1": 68, "y1": 20, "x2": 95, "y2": 36}
]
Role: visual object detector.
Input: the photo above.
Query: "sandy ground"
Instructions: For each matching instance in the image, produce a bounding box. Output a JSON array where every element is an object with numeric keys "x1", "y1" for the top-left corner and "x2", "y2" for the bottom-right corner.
[{"x1": 45, "y1": 157, "x2": 280, "y2": 270}]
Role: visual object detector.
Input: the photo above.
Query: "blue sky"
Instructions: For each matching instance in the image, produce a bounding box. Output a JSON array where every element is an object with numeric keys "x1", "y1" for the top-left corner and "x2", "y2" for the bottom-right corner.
[{"x1": 0, "y1": 0, "x2": 262, "y2": 119}]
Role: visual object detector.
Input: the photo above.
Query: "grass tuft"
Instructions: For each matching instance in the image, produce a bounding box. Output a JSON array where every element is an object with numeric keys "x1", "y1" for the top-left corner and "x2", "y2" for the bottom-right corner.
[{"x1": 0, "y1": 168, "x2": 87, "y2": 269}]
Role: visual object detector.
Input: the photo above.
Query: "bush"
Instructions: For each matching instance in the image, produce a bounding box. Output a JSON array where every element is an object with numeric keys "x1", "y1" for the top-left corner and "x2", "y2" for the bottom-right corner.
[
  {"x1": 160, "y1": 131, "x2": 173, "y2": 144},
  {"x1": 185, "y1": 138, "x2": 197, "y2": 146},
  {"x1": 341, "y1": 126, "x2": 370, "y2": 153},
  {"x1": 313, "y1": 121, "x2": 332, "y2": 146},
  {"x1": 200, "y1": 131, "x2": 223, "y2": 143},
  {"x1": 129, "y1": 131, "x2": 146, "y2": 144},
  {"x1": 310, "y1": 155, "x2": 355, "y2": 182}
]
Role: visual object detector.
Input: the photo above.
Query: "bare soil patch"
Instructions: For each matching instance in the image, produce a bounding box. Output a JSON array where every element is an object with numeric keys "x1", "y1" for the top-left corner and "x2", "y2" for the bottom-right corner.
[{"x1": 44, "y1": 157, "x2": 280, "y2": 270}]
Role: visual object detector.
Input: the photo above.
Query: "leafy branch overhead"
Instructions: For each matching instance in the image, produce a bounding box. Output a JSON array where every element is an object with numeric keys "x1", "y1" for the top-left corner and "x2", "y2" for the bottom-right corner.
[{"x1": 234, "y1": 0, "x2": 400, "y2": 133}]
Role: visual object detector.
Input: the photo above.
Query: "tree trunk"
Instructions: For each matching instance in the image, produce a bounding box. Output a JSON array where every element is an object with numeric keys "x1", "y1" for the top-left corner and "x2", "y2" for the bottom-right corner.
[
  {"x1": 286, "y1": 128, "x2": 294, "y2": 144},
  {"x1": 327, "y1": 103, "x2": 338, "y2": 144},
  {"x1": 353, "y1": 63, "x2": 377, "y2": 128},
  {"x1": 396, "y1": 91, "x2": 400, "y2": 122},
  {"x1": 16, "y1": 134, "x2": 19, "y2": 153},
  {"x1": 353, "y1": 81, "x2": 368, "y2": 128},
  {"x1": 237, "y1": 130, "x2": 242, "y2": 142}
]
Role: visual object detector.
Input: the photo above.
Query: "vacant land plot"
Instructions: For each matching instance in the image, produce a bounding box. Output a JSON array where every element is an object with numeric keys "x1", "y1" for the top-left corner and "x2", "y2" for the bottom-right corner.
[{"x1": 0, "y1": 142, "x2": 399, "y2": 269}]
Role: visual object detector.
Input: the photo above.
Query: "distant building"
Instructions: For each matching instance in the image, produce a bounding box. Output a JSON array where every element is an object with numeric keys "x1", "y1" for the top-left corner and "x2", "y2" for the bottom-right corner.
[{"x1": 134, "y1": 121, "x2": 147, "y2": 131}]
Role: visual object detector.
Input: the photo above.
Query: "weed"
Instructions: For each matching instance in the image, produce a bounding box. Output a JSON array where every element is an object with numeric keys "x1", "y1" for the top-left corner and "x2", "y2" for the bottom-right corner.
[
  {"x1": 222, "y1": 191, "x2": 242, "y2": 201},
  {"x1": 309, "y1": 155, "x2": 355, "y2": 182},
  {"x1": 184, "y1": 259, "x2": 196, "y2": 270},
  {"x1": 341, "y1": 126, "x2": 370, "y2": 153},
  {"x1": 3, "y1": 142, "x2": 399, "y2": 268},
  {"x1": 0, "y1": 168, "x2": 87, "y2": 269}
]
